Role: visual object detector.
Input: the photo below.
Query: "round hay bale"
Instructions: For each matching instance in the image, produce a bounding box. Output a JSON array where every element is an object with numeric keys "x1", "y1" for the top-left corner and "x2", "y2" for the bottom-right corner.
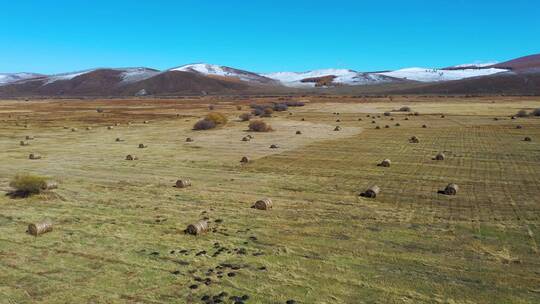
[
  {"x1": 334, "y1": 126, "x2": 341, "y2": 131},
  {"x1": 107, "y1": 126, "x2": 114, "y2": 130},
  {"x1": 493, "y1": 117, "x2": 499, "y2": 121},
  {"x1": 371, "y1": 120, "x2": 376, "y2": 124},
  {"x1": 362, "y1": 185, "x2": 380, "y2": 198},
  {"x1": 186, "y1": 137, "x2": 194, "y2": 142},
  {"x1": 379, "y1": 159, "x2": 391, "y2": 167},
  {"x1": 71, "y1": 128, "x2": 77, "y2": 132},
  {"x1": 20, "y1": 140, "x2": 29, "y2": 146},
  {"x1": 269, "y1": 144, "x2": 279, "y2": 149},
  {"x1": 384, "y1": 125, "x2": 389, "y2": 128},
  {"x1": 42, "y1": 181, "x2": 58, "y2": 190},
  {"x1": 404, "y1": 117, "x2": 409, "y2": 120},
  {"x1": 240, "y1": 156, "x2": 250, "y2": 163},
  {"x1": 366, "y1": 114, "x2": 370, "y2": 117},
  {"x1": 511, "y1": 116, "x2": 516, "y2": 120},
  {"x1": 516, "y1": 125, "x2": 523, "y2": 129},
  {"x1": 524, "y1": 136, "x2": 532, "y2": 142},
  {"x1": 125, "y1": 154, "x2": 137, "y2": 160},
  {"x1": 252, "y1": 198, "x2": 272, "y2": 210},
  {"x1": 175, "y1": 179, "x2": 192, "y2": 188},
  {"x1": 395, "y1": 123, "x2": 401, "y2": 126},
  {"x1": 422, "y1": 124, "x2": 427, "y2": 128},
  {"x1": 301, "y1": 118, "x2": 305, "y2": 121},
  {"x1": 375, "y1": 126, "x2": 380, "y2": 129},
  {"x1": 28, "y1": 220, "x2": 53, "y2": 236},
  {"x1": 86, "y1": 126, "x2": 92, "y2": 130},
  {"x1": 242, "y1": 136, "x2": 250, "y2": 142},
  {"x1": 29, "y1": 153, "x2": 41, "y2": 160},
  {"x1": 358, "y1": 118, "x2": 362, "y2": 121},
  {"x1": 435, "y1": 152, "x2": 445, "y2": 160},
  {"x1": 444, "y1": 183, "x2": 458, "y2": 195},
  {"x1": 246, "y1": 135, "x2": 254, "y2": 139},
  {"x1": 115, "y1": 137, "x2": 123, "y2": 142},
  {"x1": 143, "y1": 120, "x2": 149, "y2": 124},
  {"x1": 336, "y1": 119, "x2": 341, "y2": 122},
  {"x1": 186, "y1": 220, "x2": 208, "y2": 235},
  {"x1": 115, "y1": 123, "x2": 120, "y2": 126},
  {"x1": 296, "y1": 130, "x2": 302, "y2": 135},
  {"x1": 25, "y1": 135, "x2": 34, "y2": 140},
  {"x1": 138, "y1": 143, "x2": 147, "y2": 148},
  {"x1": 390, "y1": 118, "x2": 394, "y2": 121},
  {"x1": 409, "y1": 136, "x2": 419, "y2": 143}
]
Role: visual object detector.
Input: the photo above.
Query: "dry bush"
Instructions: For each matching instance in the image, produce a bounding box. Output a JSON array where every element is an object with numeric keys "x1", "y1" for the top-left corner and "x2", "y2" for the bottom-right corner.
[
  {"x1": 208, "y1": 104, "x2": 215, "y2": 110},
  {"x1": 273, "y1": 103, "x2": 288, "y2": 112},
  {"x1": 262, "y1": 107, "x2": 274, "y2": 117},
  {"x1": 9, "y1": 174, "x2": 48, "y2": 196},
  {"x1": 532, "y1": 108, "x2": 540, "y2": 116},
  {"x1": 399, "y1": 106, "x2": 411, "y2": 112},
  {"x1": 285, "y1": 101, "x2": 305, "y2": 107},
  {"x1": 193, "y1": 119, "x2": 216, "y2": 130},
  {"x1": 205, "y1": 112, "x2": 228, "y2": 125},
  {"x1": 236, "y1": 105, "x2": 242, "y2": 110},
  {"x1": 239, "y1": 113, "x2": 252, "y2": 121},
  {"x1": 516, "y1": 110, "x2": 529, "y2": 117},
  {"x1": 249, "y1": 120, "x2": 272, "y2": 132}
]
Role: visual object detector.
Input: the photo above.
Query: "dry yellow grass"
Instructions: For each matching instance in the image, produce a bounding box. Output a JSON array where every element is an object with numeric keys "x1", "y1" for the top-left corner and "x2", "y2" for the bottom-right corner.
[{"x1": 0, "y1": 96, "x2": 539, "y2": 303}]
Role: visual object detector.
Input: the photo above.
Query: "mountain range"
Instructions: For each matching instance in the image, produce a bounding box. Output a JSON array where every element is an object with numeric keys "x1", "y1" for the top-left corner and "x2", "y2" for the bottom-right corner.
[{"x1": 1, "y1": 54, "x2": 539, "y2": 97}]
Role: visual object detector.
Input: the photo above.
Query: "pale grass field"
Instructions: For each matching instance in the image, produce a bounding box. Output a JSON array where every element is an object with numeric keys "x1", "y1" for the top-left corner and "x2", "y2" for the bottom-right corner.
[{"x1": 0, "y1": 97, "x2": 539, "y2": 304}]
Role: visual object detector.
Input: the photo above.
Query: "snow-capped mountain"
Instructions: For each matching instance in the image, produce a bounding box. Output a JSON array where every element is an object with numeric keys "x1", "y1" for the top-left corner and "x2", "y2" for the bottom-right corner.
[
  {"x1": 170, "y1": 63, "x2": 276, "y2": 84},
  {"x1": 0, "y1": 72, "x2": 43, "y2": 85},
  {"x1": 263, "y1": 69, "x2": 396, "y2": 87},
  {"x1": 376, "y1": 67, "x2": 508, "y2": 82}
]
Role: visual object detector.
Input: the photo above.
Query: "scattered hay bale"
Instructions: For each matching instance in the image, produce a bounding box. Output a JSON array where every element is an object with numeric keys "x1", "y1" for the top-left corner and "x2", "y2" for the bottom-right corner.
[
  {"x1": 434, "y1": 152, "x2": 445, "y2": 160},
  {"x1": 115, "y1": 123, "x2": 120, "y2": 126},
  {"x1": 524, "y1": 136, "x2": 532, "y2": 142},
  {"x1": 422, "y1": 124, "x2": 427, "y2": 128},
  {"x1": 185, "y1": 220, "x2": 208, "y2": 235},
  {"x1": 269, "y1": 144, "x2": 279, "y2": 149},
  {"x1": 143, "y1": 120, "x2": 149, "y2": 124},
  {"x1": 249, "y1": 120, "x2": 272, "y2": 132},
  {"x1": 516, "y1": 125, "x2": 523, "y2": 129},
  {"x1": 242, "y1": 136, "x2": 250, "y2": 142},
  {"x1": 409, "y1": 136, "x2": 419, "y2": 143},
  {"x1": 42, "y1": 181, "x2": 58, "y2": 190},
  {"x1": 175, "y1": 179, "x2": 192, "y2": 188},
  {"x1": 378, "y1": 159, "x2": 391, "y2": 167},
  {"x1": 334, "y1": 126, "x2": 341, "y2": 131},
  {"x1": 361, "y1": 185, "x2": 380, "y2": 198},
  {"x1": 138, "y1": 143, "x2": 147, "y2": 148},
  {"x1": 25, "y1": 135, "x2": 34, "y2": 140},
  {"x1": 296, "y1": 130, "x2": 302, "y2": 135},
  {"x1": 28, "y1": 220, "x2": 53, "y2": 236},
  {"x1": 29, "y1": 153, "x2": 41, "y2": 160},
  {"x1": 511, "y1": 116, "x2": 516, "y2": 120},
  {"x1": 240, "y1": 156, "x2": 250, "y2": 163},
  {"x1": 443, "y1": 183, "x2": 458, "y2": 195},
  {"x1": 186, "y1": 137, "x2": 194, "y2": 142},
  {"x1": 125, "y1": 154, "x2": 138, "y2": 160},
  {"x1": 20, "y1": 140, "x2": 29, "y2": 146},
  {"x1": 107, "y1": 126, "x2": 114, "y2": 130},
  {"x1": 252, "y1": 198, "x2": 272, "y2": 210}
]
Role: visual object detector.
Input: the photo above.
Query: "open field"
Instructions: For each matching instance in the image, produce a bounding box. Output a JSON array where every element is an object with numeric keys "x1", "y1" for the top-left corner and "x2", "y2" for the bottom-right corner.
[{"x1": 1, "y1": 96, "x2": 540, "y2": 304}]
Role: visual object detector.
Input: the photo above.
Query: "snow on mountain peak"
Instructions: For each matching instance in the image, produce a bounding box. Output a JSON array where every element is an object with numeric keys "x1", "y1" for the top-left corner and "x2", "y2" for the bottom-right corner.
[
  {"x1": 0, "y1": 72, "x2": 44, "y2": 85},
  {"x1": 263, "y1": 69, "x2": 393, "y2": 87},
  {"x1": 170, "y1": 63, "x2": 273, "y2": 84},
  {"x1": 377, "y1": 67, "x2": 508, "y2": 82}
]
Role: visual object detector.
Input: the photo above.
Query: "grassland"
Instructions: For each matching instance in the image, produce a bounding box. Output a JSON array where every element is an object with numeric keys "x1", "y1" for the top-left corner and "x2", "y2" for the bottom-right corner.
[{"x1": 1, "y1": 96, "x2": 539, "y2": 304}]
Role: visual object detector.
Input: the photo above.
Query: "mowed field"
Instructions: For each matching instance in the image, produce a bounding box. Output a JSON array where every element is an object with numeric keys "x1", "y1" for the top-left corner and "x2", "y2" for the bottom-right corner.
[{"x1": 0, "y1": 96, "x2": 539, "y2": 304}]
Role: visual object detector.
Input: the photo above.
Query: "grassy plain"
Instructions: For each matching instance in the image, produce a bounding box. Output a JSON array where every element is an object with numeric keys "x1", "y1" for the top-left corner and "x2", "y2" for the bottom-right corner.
[{"x1": 0, "y1": 96, "x2": 539, "y2": 304}]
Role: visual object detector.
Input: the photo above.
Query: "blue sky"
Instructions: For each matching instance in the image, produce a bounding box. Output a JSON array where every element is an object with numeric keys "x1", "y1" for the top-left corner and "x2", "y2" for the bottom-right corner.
[{"x1": 0, "y1": 0, "x2": 538, "y2": 74}]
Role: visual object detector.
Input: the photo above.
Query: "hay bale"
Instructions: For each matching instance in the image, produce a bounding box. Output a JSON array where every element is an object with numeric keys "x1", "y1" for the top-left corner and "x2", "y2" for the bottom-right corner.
[
  {"x1": 107, "y1": 126, "x2": 114, "y2": 130},
  {"x1": 175, "y1": 179, "x2": 192, "y2": 188},
  {"x1": 29, "y1": 153, "x2": 41, "y2": 160},
  {"x1": 362, "y1": 185, "x2": 380, "y2": 198},
  {"x1": 296, "y1": 130, "x2": 302, "y2": 135},
  {"x1": 71, "y1": 128, "x2": 77, "y2": 132},
  {"x1": 511, "y1": 116, "x2": 516, "y2": 120},
  {"x1": 86, "y1": 126, "x2": 92, "y2": 130},
  {"x1": 524, "y1": 136, "x2": 532, "y2": 142},
  {"x1": 138, "y1": 143, "x2": 147, "y2": 148},
  {"x1": 42, "y1": 181, "x2": 58, "y2": 190},
  {"x1": 404, "y1": 117, "x2": 409, "y2": 120},
  {"x1": 358, "y1": 118, "x2": 362, "y2": 121},
  {"x1": 375, "y1": 126, "x2": 380, "y2": 129},
  {"x1": 395, "y1": 123, "x2": 401, "y2": 126},
  {"x1": 247, "y1": 135, "x2": 254, "y2": 139},
  {"x1": 444, "y1": 183, "x2": 458, "y2": 195},
  {"x1": 422, "y1": 124, "x2": 427, "y2": 128},
  {"x1": 115, "y1": 123, "x2": 120, "y2": 126},
  {"x1": 371, "y1": 120, "x2": 376, "y2": 124},
  {"x1": 409, "y1": 136, "x2": 419, "y2": 143},
  {"x1": 115, "y1": 137, "x2": 123, "y2": 142},
  {"x1": 441, "y1": 115, "x2": 445, "y2": 118},
  {"x1": 301, "y1": 118, "x2": 305, "y2": 121},
  {"x1": 143, "y1": 120, "x2": 149, "y2": 124},
  {"x1": 379, "y1": 159, "x2": 391, "y2": 167},
  {"x1": 242, "y1": 136, "x2": 250, "y2": 142},
  {"x1": 336, "y1": 119, "x2": 341, "y2": 122},
  {"x1": 384, "y1": 125, "x2": 389, "y2": 128},
  {"x1": 334, "y1": 126, "x2": 341, "y2": 131},
  {"x1": 28, "y1": 220, "x2": 53, "y2": 236},
  {"x1": 125, "y1": 154, "x2": 138, "y2": 160},
  {"x1": 20, "y1": 140, "x2": 29, "y2": 146},
  {"x1": 493, "y1": 117, "x2": 499, "y2": 121},
  {"x1": 269, "y1": 144, "x2": 279, "y2": 149},
  {"x1": 435, "y1": 152, "x2": 445, "y2": 160},
  {"x1": 186, "y1": 220, "x2": 208, "y2": 235},
  {"x1": 25, "y1": 135, "x2": 34, "y2": 140},
  {"x1": 240, "y1": 156, "x2": 250, "y2": 163},
  {"x1": 186, "y1": 137, "x2": 194, "y2": 142},
  {"x1": 390, "y1": 118, "x2": 394, "y2": 121},
  {"x1": 252, "y1": 198, "x2": 272, "y2": 210}
]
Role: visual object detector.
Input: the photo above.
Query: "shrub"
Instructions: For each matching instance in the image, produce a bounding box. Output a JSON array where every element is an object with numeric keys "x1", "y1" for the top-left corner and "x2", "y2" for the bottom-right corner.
[
  {"x1": 399, "y1": 106, "x2": 411, "y2": 112},
  {"x1": 193, "y1": 119, "x2": 216, "y2": 130},
  {"x1": 236, "y1": 105, "x2": 242, "y2": 110},
  {"x1": 384, "y1": 112, "x2": 391, "y2": 116},
  {"x1": 531, "y1": 108, "x2": 540, "y2": 116},
  {"x1": 262, "y1": 107, "x2": 274, "y2": 117},
  {"x1": 249, "y1": 120, "x2": 272, "y2": 132},
  {"x1": 205, "y1": 112, "x2": 228, "y2": 125},
  {"x1": 239, "y1": 113, "x2": 252, "y2": 121},
  {"x1": 9, "y1": 174, "x2": 47, "y2": 196},
  {"x1": 273, "y1": 103, "x2": 288, "y2": 112},
  {"x1": 516, "y1": 109, "x2": 529, "y2": 117},
  {"x1": 208, "y1": 104, "x2": 215, "y2": 110}
]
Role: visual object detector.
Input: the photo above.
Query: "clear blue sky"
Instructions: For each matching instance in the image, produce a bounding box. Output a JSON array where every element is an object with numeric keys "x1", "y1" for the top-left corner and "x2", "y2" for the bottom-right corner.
[{"x1": 1, "y1": 0, "x2": 539, "y2": 74}]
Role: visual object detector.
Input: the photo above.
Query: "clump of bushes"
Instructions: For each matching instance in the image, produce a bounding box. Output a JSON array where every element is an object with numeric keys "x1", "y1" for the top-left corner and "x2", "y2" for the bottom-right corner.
[
  {"x1": 262, "y1": 107, "x2": 274, "y2": 117},
  {"x1": 384, "y1": 112, "x2": 391, "y2": 116},
  {"x1": 205, "y1": 112, "x2": 228, "y2": 125},
  {"x1": 9, "y1": 174, "x2": 47, "y2": 196},
  {"x1": 193, "y1": 112, "x2": 228, "y2": 130},
  {"x1": 249, "y1": 120, "x2": 273, "y2": 132},
  {"x1": 273, "y1": 103, "x2": 288, "y2": 112},
  {"x1": 208, "y1": 104, "x2": 215, "y2": 110},
  {"x1": 531, "y1": 108, "x2": 540, "y2": 116},
  {"x1": 239, "y1": 113, "x2": 252, "y2": 121},
  {"x1": 236, "y1": 105, "x2": 242, "y2": 110},
  {"x1": 516, "y1": 110, "x2": 529, "y2": 117},
  {"x1": 399, "y1": 106, "x2": 411, "y2": 112}
]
